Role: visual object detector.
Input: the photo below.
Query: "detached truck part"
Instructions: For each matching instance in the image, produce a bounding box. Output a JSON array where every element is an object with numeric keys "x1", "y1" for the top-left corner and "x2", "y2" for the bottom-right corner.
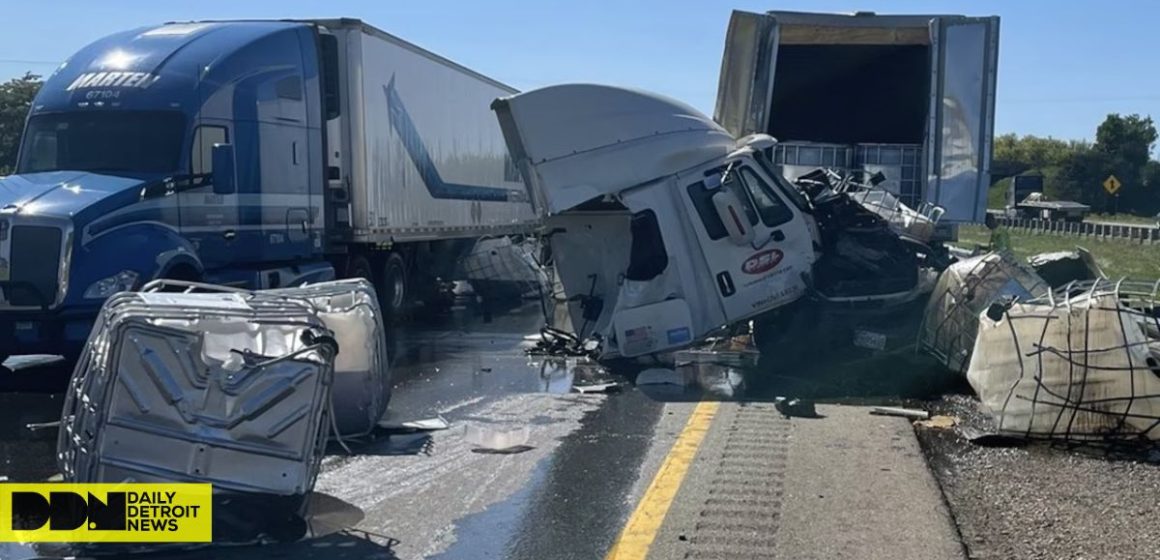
[
  {"x1": 0, "y1": 19, "x2": 536, "y2": 363},
  {"x1": 716, "y1": 10, "x2": 1000, "y2": 239}
]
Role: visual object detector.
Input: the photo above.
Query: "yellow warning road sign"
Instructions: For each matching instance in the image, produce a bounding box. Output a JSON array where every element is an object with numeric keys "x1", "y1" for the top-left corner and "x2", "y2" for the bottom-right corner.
[{"x1": 1104, "y1": 175, "x2": 1122, "y2": 195}]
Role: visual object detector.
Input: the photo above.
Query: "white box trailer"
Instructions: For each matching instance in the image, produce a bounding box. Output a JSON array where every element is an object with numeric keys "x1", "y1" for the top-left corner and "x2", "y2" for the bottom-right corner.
[
  {"x1": 715, "y1": 10, "x2": 1000, "y2": 234},
  {"x1": 319, "y1": 19, "x2": 538, "y2": 242}
]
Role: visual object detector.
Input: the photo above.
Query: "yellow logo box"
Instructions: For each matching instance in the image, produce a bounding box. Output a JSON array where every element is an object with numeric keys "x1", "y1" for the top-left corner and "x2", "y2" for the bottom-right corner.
[{"x1": 0, "y1": 483, "x2": 212, "y2": 543}]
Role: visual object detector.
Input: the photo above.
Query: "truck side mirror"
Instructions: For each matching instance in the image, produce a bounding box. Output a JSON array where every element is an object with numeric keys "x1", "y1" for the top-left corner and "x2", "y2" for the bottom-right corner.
[
  {"x1": 212, "y1": 143, "x2": 237, "y2": 195},
  {"x1": 711, "y1": 189, "x2": 754, "y2": 246},
  {"x1": 870, "y1": 171, "x2": 887, "y2": 186}
]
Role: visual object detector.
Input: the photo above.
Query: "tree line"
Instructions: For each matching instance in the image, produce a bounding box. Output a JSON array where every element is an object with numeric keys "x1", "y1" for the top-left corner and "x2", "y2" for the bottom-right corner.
[
  {"x1": 0, "y1": 73, "x2": 41, "y2": 175},
  {"x1": 993, "y1": 113, "x2": 1160, "y2": 216}
]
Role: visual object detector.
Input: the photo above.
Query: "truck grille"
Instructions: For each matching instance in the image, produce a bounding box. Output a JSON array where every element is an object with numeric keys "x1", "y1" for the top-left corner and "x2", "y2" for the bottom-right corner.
[{"x1": 8, "y1": 225, "x2": 62, "y2": 307}]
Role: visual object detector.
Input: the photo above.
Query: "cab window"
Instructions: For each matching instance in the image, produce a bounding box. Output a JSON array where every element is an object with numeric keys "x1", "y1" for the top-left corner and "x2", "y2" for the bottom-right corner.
[
  {"x1": 738, "y1": 167, "x2": 795, "y2": 227},
  {"x1": 191, "y1": 125, "x2": 228, "y2": 175}
]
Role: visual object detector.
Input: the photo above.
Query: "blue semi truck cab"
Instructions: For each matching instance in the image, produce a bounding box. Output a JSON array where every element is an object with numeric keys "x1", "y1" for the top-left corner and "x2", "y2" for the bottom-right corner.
[{"x1": 0, "y1": 19, "x2": 535, "y2": 363}]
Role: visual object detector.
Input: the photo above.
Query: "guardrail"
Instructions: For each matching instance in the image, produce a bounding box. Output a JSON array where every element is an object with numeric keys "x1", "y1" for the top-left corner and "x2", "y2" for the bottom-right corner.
[{"x1": 991, "y1": 216, "x2": 1160, "y2": 244}]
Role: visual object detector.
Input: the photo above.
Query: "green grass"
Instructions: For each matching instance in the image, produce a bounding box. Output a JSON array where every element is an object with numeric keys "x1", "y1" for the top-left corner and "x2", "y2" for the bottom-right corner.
[
  {"x1": 1086, "y1": 212, "x2": 1158, "y2": 225},
  {"x1": 957, "y1": 224, "x2": 1160, "y2": 280}
]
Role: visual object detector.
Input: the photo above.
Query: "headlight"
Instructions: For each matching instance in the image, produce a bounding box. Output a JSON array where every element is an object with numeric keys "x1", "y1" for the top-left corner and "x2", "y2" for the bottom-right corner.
[{"x1": 84, "y1": 270, "x2": 139, "y2": 299}]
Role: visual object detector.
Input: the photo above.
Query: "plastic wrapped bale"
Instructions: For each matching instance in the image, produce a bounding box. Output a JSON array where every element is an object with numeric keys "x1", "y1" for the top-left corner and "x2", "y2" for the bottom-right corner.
[
  {"x1": 968, "y1": 279, "x2": 1160, "y2": 442},
  {"x1": 265, "y1": 278, "x2": 390, "y2": 437},
  {"x1": 57, "y1": 288, "x2": 338, "y2": 529},
  {"x1": 919, "y1": 252, "x2": 1050, "y2": 375}
]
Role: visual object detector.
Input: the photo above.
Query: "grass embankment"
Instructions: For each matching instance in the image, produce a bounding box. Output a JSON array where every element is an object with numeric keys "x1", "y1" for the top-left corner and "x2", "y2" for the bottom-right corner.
[{"x1": 957, "y1": 224, "x2": 1160, "y2": 280}]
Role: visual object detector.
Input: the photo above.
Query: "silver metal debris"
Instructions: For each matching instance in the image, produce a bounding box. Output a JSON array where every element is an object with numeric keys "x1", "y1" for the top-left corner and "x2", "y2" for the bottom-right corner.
[
  {"x1": 266, "y1": 278, "x2": 391, "y2": 437},
  {"x1": 870, "y1": 406, "x2": 930, "y2": 420},
  {"x1": 969, "y1": 278, "x2": 1160, "y2": 442},
  {"x1": 57, "y1": 283, "x2": 339, "y2": 513}
]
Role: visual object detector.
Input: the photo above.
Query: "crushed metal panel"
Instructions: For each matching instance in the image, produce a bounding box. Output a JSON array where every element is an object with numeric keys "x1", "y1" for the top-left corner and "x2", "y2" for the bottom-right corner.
[
  {"x1": 919, "y1": 252, "x2": 1050, "y2": 374},
  {"x1": 968, "y1": 279, "x2": 1160, "y2": 441},
  {"x1": 58, "y1": 289, "x2": 337, "y2": 507}
]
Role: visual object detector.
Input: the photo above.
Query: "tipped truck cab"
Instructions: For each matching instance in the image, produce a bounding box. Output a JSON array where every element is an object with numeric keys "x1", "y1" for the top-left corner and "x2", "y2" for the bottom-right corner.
[{"x1": 493, "y1": 85, "x2": 817, "y2": 359}]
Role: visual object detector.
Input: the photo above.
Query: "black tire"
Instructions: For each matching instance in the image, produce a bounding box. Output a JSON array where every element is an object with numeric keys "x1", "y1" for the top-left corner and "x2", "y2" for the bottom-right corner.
[
  {"x1": 380, "y1": 252, "x2": 408, "y2": 322},
  {"x1": 346, "y1": 254, "x2": 375, "y2": 283}
]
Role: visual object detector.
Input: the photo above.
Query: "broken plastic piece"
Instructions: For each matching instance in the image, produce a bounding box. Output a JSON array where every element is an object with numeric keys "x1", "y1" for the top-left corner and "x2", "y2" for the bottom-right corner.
[
  {"x1": 377, "y1": 416, "x2": 450, "y2": 433},
  {"x1": 464, "y1": 424, "x2": 531, "y2": 451},
  {"x1": 573, "y1": 382, "x2": 622, "y2": 394},
  {"x1": 870, "y1": 406, "x2": 930, "y2": 420}
]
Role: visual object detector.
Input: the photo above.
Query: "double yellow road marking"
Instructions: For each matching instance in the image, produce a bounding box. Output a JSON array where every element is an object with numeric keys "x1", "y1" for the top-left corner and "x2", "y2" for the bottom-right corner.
[{"x1": 605, "y1": 401, "x2": 720, "y2": 560}]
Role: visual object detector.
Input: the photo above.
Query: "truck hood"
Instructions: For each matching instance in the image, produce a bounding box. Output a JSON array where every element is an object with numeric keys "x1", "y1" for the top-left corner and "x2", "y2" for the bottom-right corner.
[
  {"x1": 0, "y1": 171, "x2": 147, "y2": 218},
  {"x1": 492, "y1": 84, "x2": 736, "y2": 215}
]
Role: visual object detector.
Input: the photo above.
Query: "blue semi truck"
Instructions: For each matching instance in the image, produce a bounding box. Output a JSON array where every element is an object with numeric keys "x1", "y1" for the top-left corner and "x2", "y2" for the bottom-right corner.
[{"x1": 0, "y1": 19, "x2": 537, "y2": 364}]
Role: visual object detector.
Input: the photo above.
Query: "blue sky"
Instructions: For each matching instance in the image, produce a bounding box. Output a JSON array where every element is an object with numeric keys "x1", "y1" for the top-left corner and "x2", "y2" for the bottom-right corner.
[{"x1": 0, "y1": 0, "x2": 1155, "y2": 142}]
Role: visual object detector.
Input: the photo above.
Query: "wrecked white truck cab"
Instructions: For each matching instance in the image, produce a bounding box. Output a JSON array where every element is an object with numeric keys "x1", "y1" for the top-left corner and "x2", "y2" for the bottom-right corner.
[{"x1": 493, "y1": 85, "x2": 818, "y2": 359}]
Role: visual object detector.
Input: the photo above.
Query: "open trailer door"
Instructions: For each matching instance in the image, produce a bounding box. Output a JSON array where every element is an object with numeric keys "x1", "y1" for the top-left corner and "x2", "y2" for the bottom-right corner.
[
  {"x1": 715, "y1": 10, "x2": 779, "y2": 138},
  {"x1": 925, "y1": 16, "x2": 1000, "y2": 223}
]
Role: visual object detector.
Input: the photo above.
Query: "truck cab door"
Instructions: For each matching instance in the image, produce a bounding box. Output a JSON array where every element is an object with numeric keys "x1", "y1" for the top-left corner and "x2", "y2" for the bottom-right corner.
[
  {"x1": 679, "y1": 158, "x2": 813, "y2": 324},
  {"x1": 926, "y1": 16, "x2": 1000, "y2": 223}
]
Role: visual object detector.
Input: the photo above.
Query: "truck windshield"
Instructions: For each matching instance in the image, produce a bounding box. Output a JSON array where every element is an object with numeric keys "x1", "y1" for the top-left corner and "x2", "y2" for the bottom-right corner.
[
  {"x1": 753, "y1": 151, "x2": 812, "y2": 213},
  {"x1": 17, "y1": 111, "x2": 186, "y2": 175}
]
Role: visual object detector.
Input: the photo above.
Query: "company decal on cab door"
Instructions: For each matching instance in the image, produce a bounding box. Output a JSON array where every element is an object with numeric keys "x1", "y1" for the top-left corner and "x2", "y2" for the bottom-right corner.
[{"x1": 741, "y1": 249, "x2": 783, "y2": 275}]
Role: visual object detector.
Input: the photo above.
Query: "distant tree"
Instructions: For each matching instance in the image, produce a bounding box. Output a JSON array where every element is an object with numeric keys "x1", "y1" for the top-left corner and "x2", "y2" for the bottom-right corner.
[
  {"x1": 992, "y1": 133, "x2": 1086, "y2": 180},
  {"x1": 0, "y1": 73, "x2": 42, "y2": 174},
  {"x1": 1048, "y1": 147, "x2": 1109, "y2": 208},
  {"x1": 1093, "y1": 114, "x2": 1158, "y2": 213},
  {"x1": 1095, "y1": 113, "x2": 1157, "y2": 169}
]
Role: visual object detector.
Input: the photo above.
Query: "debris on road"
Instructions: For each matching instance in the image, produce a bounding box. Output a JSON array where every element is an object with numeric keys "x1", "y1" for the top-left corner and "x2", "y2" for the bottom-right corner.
[
  {"x1": 915, "y1": 415, "x2": 958, "y2": 429},
  {"x1": 1027, "y1": 247, "x2": 1104, "y2": 287},
  {"x1": 969, "y1": 278, "x2": 1160, "y2": 442},
  {"x1": 919, "y1": 252, "x2": 1050, "y2": 375},
  {"x1": 572, "y1": 382, "x2": 622, "y2": 394},
  {"x1": 774, "y1": 397, "x2": 819, "y2": 418},
  {"x1": 57, "y1": 285, "x2": 340, "y2": 541},
  {"x1": 870, "y1": 406, "x2": 930, "y2": 420},
  {"x1": 378, "y1": 416, "x2": 451, "y2": 433},
  {"x1": 464, "y1": 423, "x2": 531, "y2": 452},
  {"x1": 25, "y1": 420, "x2": 60, "y2": 432}
]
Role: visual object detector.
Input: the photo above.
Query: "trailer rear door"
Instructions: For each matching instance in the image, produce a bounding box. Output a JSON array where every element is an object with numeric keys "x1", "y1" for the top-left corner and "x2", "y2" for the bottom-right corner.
[{"x1": 926, "y1": 17, "x2": 1000, "y2": 223}]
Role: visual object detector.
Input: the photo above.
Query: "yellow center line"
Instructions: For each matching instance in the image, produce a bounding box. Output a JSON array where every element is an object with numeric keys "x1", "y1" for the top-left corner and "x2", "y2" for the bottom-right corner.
[{"x1": 605, "y1": 400, "x2": 720, "y2": 560}]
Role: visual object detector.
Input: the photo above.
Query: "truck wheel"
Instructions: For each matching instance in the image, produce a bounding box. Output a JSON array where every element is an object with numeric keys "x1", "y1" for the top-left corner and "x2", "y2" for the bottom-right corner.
[
  {"x1": 381, "y1": 253, "x2": 408, "y2": 322},
  {"x1": 347, "y1": 255, "x2": 374, "y2": 283}
]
